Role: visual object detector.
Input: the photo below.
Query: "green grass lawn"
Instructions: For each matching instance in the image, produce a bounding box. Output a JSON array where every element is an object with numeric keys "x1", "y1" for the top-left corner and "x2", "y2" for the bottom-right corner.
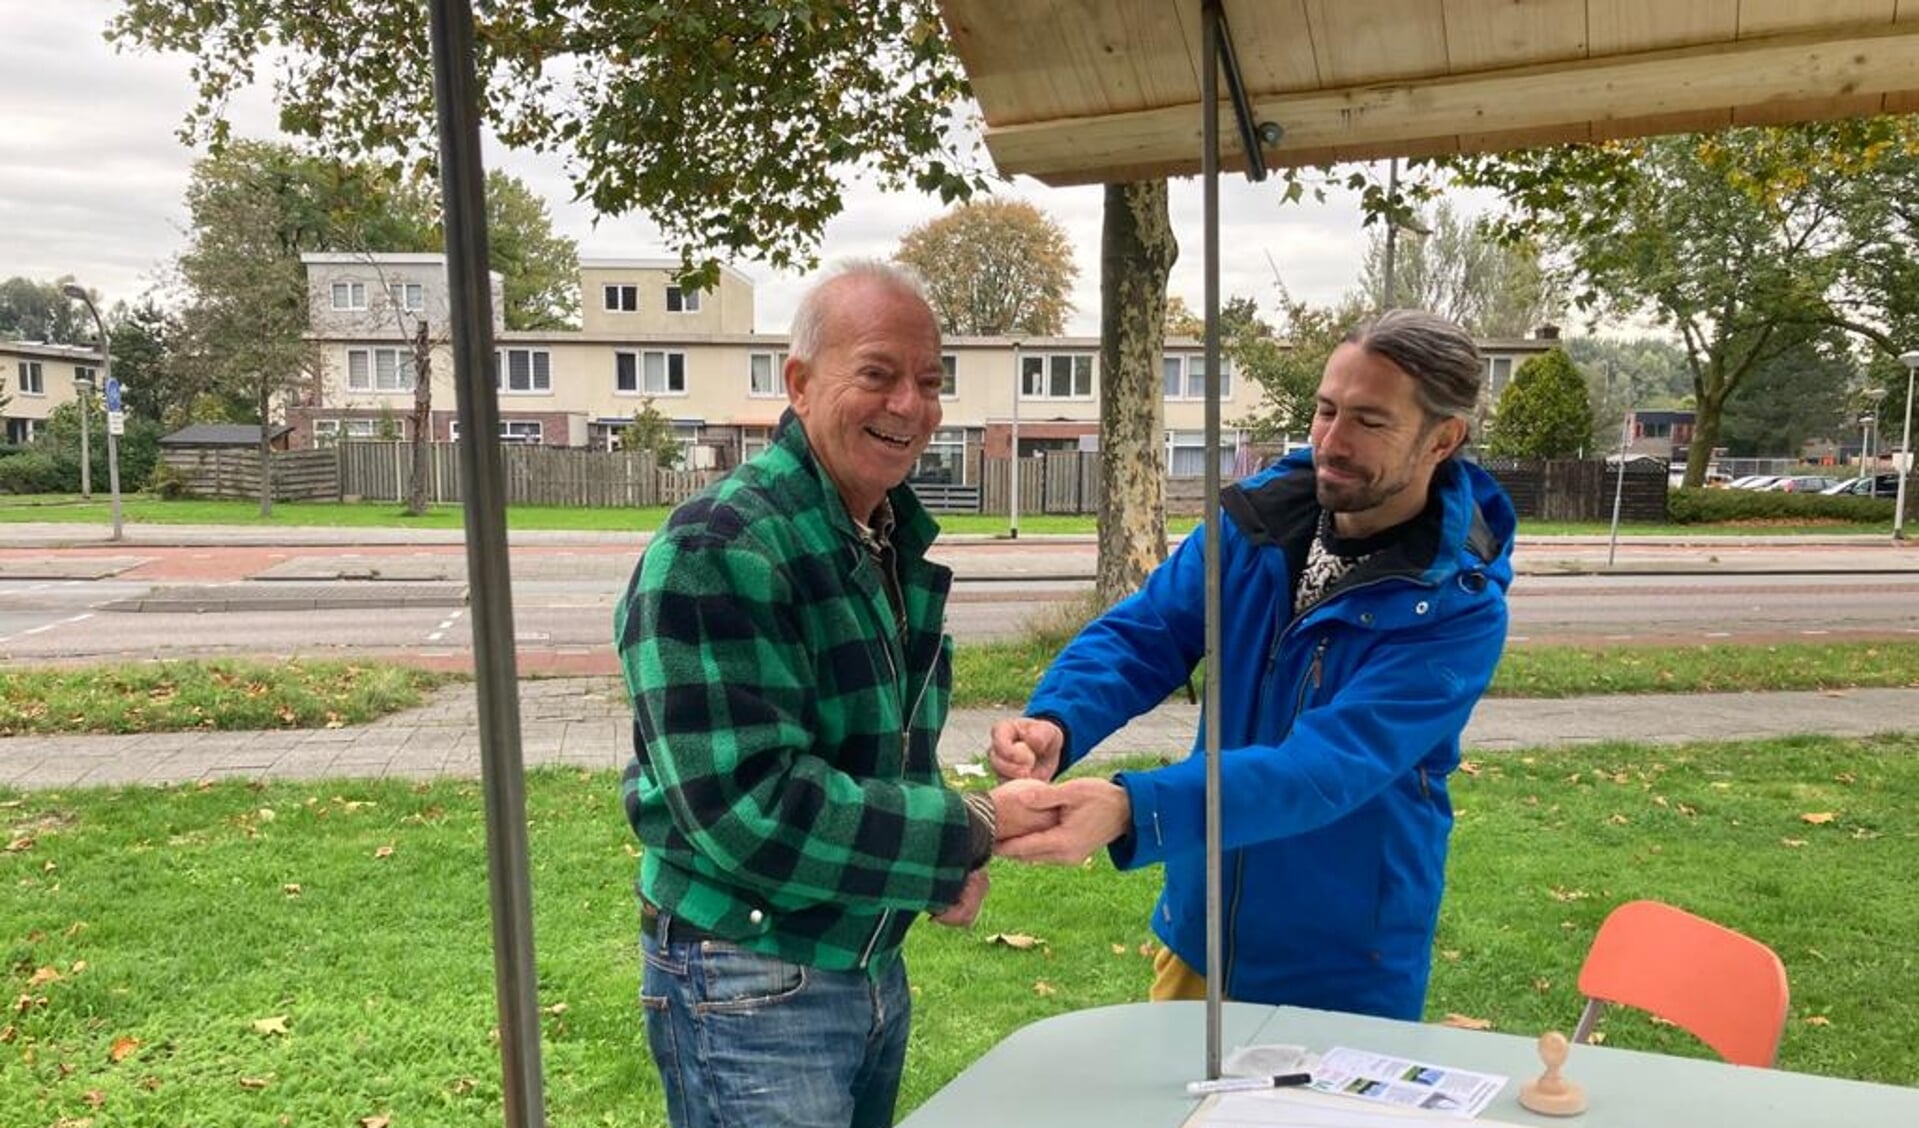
[
  {"x1": 3, "y1": 735, "x2": 1914, "y2": 1126},
  {"x1": 0, "y1": 493, "x2": 1894, "y2": 537}
]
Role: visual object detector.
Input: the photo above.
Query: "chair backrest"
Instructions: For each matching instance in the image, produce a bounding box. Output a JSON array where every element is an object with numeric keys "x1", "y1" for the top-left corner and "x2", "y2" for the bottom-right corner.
[{"x1": 1572, "y1": 899, "x2": 1789, "y2": 1068}]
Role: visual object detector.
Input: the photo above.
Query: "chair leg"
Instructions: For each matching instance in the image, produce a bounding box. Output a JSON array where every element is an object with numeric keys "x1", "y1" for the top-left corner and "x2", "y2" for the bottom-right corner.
[{"x1": 1571, "y1": 998, "x2": 1606, "y2": 1045}]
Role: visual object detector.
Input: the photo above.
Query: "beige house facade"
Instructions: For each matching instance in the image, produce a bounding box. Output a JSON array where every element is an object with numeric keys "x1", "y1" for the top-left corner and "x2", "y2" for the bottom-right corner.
[
  {"x1": 297, "y1": 253, "x2": 1553, "y2": 483},
  {"x1": 1, "y1": 340, "x2": 94, "y2": 445}
]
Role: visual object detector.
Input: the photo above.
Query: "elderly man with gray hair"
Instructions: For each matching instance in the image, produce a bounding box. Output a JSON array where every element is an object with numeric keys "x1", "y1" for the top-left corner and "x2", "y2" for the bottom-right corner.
[{"x1": 991, "y1": 309, "x2": 1515, "y2": 1022}]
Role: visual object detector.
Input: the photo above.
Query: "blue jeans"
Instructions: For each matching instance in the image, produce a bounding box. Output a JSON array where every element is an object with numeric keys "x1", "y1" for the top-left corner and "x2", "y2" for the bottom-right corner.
[{"x1": 641, "y1": 923, "x2": 911, "y2": 1128}]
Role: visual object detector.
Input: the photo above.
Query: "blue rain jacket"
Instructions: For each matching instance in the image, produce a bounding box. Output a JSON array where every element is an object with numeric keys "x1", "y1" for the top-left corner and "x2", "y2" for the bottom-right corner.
[{"x1": 1026, "y1": 450, "x2": 1514, "y2": 1019}]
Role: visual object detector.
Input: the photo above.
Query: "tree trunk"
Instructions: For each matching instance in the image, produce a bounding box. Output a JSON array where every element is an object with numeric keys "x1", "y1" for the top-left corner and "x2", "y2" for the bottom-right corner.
[
  {"x1": 256, "y1": 378, "x2": 273, "y2": 518},
  {"x1": 1683, "y1": 387, "x2": 1728, "y2": 488},
  {"x1": 1097, "y1": 181, "x2": 1177, "y2": 607},
  {"x1": 407, "y1": 320, "x2": 432, "y2": 516}
]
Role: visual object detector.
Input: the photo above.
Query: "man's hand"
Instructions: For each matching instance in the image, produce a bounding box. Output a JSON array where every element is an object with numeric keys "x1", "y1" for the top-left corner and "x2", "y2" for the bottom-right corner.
[
  {"x1": 931, "y1": 867, "x2": 988, "y2": 928},
  {"x1": 990, "y1": 777, "x2": 1061, "y2": 840},
  {"x1": 994, "y1": 778, "x2": 1132, "y2": 865},
  {"x1": 989, "y1": 717, "x2": 1064, "y2": 782}
]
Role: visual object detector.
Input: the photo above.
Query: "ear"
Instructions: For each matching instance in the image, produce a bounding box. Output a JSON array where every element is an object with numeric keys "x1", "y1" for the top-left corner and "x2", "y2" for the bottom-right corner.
[
  {"x1": 1427, "y1": 416, "x2": 1468, "y2": 462},
  {"x1": 784, "y1": 355, "x2": 811, "y2": 415}
]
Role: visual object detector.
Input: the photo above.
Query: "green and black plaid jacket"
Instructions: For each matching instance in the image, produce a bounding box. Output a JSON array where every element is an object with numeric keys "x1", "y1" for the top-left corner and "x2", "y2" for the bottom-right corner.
[{"x1": 616, "y1": 411, "x2": 970, "y2": 974}]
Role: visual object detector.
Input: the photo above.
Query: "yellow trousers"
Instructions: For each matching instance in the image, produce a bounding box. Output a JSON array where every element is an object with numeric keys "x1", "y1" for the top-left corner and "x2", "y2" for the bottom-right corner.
[{"x1": 1149, "y1": 945, "x2": 1220, "y2": 1001}]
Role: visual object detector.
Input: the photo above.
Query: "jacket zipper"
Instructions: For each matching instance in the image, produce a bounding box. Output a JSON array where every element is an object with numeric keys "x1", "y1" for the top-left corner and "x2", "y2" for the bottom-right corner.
[{"x1": 1226, "y1": 633, "x2": 1327, "y2": 989}]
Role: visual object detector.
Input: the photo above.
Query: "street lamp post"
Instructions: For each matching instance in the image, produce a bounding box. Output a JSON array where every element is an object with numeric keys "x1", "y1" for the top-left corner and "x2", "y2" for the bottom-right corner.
[
  {"x1": 1896, "y1": 353, "x2": 1919, "y2": 541},
  {"x1": 62, "y1": 284, "x2": 122, "y2": 541},
  {"x1": 1008, "y1": 339, "x2": 1022, "y2": 539},
  {"x1": 74, "y1": 370, "x2": 92, "y2": 499}
]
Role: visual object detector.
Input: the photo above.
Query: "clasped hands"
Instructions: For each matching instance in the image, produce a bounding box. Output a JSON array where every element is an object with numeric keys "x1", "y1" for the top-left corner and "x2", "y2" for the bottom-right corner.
[
  {"x1": 934, "y1": 717, "x2": 1132, "y2": 928},
  {"x1": 980, "y1": 716, "x2": 1131, "y2": 866}
]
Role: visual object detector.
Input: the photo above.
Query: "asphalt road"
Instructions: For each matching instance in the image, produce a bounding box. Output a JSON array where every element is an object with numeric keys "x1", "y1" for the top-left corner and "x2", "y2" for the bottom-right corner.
[{"x1": 4, "y1": 537, "x2": 1919, "y2": 671}]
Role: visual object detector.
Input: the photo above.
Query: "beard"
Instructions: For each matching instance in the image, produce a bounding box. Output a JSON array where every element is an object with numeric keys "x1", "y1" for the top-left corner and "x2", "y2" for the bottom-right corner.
[{"x1": 1314, "y1": 457, "x2": 1420, "y2": 515}]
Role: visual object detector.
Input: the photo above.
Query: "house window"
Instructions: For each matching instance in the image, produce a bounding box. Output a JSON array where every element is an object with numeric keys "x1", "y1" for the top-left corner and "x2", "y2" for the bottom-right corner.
[
  {"x1": 1167, "y1": 429, "x2": 1238, "y2": 478},
  {"x1": 331, "y1": 281, "x2": 367, "y2": 310},
  {"x1": 641, "y1": 350, "x2": 687, "y2": 395},
  {"x1": 5, "y1": 418, "x2": 35, "y2": 443},
  {"x1": 1162, "y1": 354, "x2": 1233, "y2": 401},
  {"x1": 1486, "y1": 356, "x2": 1514, "y2": 398},
  {"x1": 1020, "y1": 352, "x2": 1094, "y2": 399},
  {"x1": 748, "y1": 351, "x2": 787, "y2": 397},
  {"x1": 914, "y1": 427, "x2": 967, "y2": 484},
  {"x1": 449, "y1": 419, "x2": 543, "y2": 444},
  {"x1": 345, "y1": 347, "x2": 414, "y2": 392},
  {"x1": 18, "y1": 360, "x2": 44, "y2": 395},
  {"x1": 387, "y1": 282, "x2": 425, "y2": 312},
  {"x1": 940, "y1": 354, "x2": 958, "y2": 398},
  {"x1": 496, "y1": 348, "x2": 552, "y2": 393},
  {"x1": 604, "y1": 284, "x2": 637, "y2": 312},
  {"x1": 313, "y1": 418, "x2": 394, "y2": 446},
  {"x1": 1640, "y1": 420, "x2": 1673, "y2": 439},
  {"x1": 665, "y1": 285, "x2": 702, "y2": 313}
]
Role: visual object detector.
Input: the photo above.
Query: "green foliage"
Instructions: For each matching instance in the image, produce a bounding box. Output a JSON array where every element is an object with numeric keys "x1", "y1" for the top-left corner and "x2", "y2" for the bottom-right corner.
[
  {"x1": 1667, "y1": 486, "x2": 1896, "y2": 524},
  {"x1": 1359, "y1": 201, "x2": 1560, "y2": 336},
  {"x1": 0, "y1": 450, "x2": 64, "y2": 494},
  {"x1": 484, "y1": 171, "x2": 581, "y2": 331},
  {"x1": 1233, "y1": 291, "x2": 1370, "y2": 441},
  {"x1": 620, "y1": 399, "x2": 684, "y2": 469},
  {"x1": 145, "y1": 462, "x2": 193, "y2": 499},
  {"x1": 374, "y1": 403, "x2": 402, "y2": 442},
  {"x1": 1485, "y1": 347, "x2": 1594, "y2": 458},
  {"x1": 894, "y1": 199, "x2": 1078, "y2": 336},
  {"x1": 108, "y1": 1, "x2": 988, "y2": 280},
  {"x1": 26, "y1": 401, "x2": 164, "y2": 493},
  {"x1": 0, "y1": 276, "x2": 87, "y2": 343},
  {"x1": 108, "y1": 299, "x2": 195, "y2": 428}
]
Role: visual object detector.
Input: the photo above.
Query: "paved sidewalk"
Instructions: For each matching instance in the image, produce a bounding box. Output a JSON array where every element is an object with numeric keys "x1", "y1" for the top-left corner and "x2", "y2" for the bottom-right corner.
[{"x1": 4, "y1": 677, "x2": 1916, "y2": 791}]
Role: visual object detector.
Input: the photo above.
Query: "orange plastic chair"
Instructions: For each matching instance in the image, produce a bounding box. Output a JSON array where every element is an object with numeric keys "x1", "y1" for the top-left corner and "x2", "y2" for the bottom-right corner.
[{"x1": 1571, "y1": 899, "x2": 1789, "y2": 1068}]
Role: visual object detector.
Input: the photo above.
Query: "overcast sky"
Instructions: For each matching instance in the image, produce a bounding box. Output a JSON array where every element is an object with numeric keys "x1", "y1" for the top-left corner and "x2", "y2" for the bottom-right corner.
[{"x1": 7, "y1": 3, "x2": 1440, "y2": 338}]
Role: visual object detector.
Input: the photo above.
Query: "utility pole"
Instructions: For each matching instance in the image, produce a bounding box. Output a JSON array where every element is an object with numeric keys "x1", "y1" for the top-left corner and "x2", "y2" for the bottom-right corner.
[{"x1": 62, "y1": 284, "x2": 122, "y2": 540}]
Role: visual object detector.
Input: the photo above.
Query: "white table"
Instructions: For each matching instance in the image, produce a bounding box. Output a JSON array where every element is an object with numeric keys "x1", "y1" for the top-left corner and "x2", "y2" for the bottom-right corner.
[{"x1": 899, "y1": 1002, "x2": 1919, "y2": 1128}]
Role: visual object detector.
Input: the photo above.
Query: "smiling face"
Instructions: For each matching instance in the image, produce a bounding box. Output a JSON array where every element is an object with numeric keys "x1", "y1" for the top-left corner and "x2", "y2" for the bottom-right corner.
[
  {"x1": 786, "y1": 274, "x2": 945, "y2": 523},
  {"x1": 1309, "y1": 342, "x2": 1466, "y2": 538}
]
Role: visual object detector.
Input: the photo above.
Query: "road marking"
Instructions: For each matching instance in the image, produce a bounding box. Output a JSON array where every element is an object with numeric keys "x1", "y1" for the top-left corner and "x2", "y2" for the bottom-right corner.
[
  {"x1": 1800, "y1": 629, "x2": 1831, "y2": 635},
  {"x1": 1704, "y1": 631, "x2": 1732, "y2": 638},
  {"x1": 15, "y1": 611, "x2": 94, "y2": 639}
]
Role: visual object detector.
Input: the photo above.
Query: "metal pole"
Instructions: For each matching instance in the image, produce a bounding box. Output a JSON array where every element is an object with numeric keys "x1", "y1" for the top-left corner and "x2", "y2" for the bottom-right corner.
[
  {"x1": 104, "y1": 355, "x2": 122, "y2": 542},
  {"x1": 77, "y1": 375, "x2": 91, "y2": 499},
  {"x1": 1896, "y1": 360, "x2": 1917, "y2": 541},
  {"x1": 1382, "y1": 157, "x2": 1399, "y2": 310},
  {"x1": 1607, "y1": 390, "x2": 1630, "y2": 568},
  {"x1": 1009, "y1": 339, "x2": 1022, "y2": 538},
  {"x1": 425, "y1": 1, "x2": 546, "y2": 1124},
  {"x1": 1201, "y1": 0, "x2": 1227, "y2": 1081}
]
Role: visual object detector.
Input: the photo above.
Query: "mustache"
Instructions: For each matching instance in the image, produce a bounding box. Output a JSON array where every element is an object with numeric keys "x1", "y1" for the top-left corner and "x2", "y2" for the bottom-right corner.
[{"x1": 1317, "y1": 457, "x2": 1363, "y2": 476}]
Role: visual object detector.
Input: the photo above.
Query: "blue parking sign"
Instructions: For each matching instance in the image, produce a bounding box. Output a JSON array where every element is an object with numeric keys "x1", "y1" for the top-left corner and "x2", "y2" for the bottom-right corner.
[{"x1": 105, "y1": 377, "x2": 122, "y2": 413}]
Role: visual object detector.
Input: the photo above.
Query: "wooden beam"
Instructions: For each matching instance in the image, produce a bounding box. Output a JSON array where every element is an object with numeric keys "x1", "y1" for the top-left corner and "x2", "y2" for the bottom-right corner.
[{"x1": 985, "y1": 24, "x2": 1919, "y2": 185}]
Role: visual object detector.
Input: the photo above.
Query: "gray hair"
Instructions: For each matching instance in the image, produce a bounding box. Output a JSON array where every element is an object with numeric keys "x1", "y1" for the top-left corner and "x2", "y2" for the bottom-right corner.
[
  {"x1": 788, "y1": 259, "x2": 932, "y2": 362},
  {"x1": 1343, "y1": 309, "x2": 1482, "y2": 426}
]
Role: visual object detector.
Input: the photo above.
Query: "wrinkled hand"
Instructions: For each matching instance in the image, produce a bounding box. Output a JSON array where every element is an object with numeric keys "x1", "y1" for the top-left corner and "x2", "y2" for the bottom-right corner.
[
  {"x1": 931, "y1": 867, "x2": 988, "y2": 928},
  {"x1": 990, "y1": 777, "x2": 1061, "y2": 840},
  {"x1": 989, "y1": 717, "x2": 1064, "y2": 782},
  {"x1": 994, "y1": 778, "x2": 1132, "y2": 865}
]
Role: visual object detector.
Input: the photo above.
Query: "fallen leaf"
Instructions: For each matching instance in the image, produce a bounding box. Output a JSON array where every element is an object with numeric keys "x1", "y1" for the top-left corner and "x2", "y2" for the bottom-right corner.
[
  {"x1": 108, "y1": 1036, "x2": 140, "y2": 1063},
  {"x1": 1834, "y1": 772, "x2": 1856, "y2": 784},
  {"x1": 1442, "y1": 1013, "x2": 1493, "y2": 1030},
  {"x1": 1805, "y1": 1015, "x2": 1832, "y2": 1027},
  {"x1": 28, "y1": 966, "x2": 63, "y2": 988},
  {"x1": 1677, "y1": 803, "x2": 1698, "y2": 817},
  {"x1": 70, "y1": 961, "x2": 86, "y2": 974},
  {"x1": 1606, "y1": 814, "x2": 1629, "y2": 825},
  {"x1": 5, "y1": 836, "x2": 32, "y2": 852},
  {"x1": 1533, "y1": 978, "x2": 1552, "y2": 993},
  {"x1": 543, "y1": 1002, "x2": 569, "y2": 1016},
  {"x1": 1781, "y1": 838, "x2": 1808, "y2": 848},
  {"x1": 1138, "y1": 942, "x2": 1157, "y2": 958},
  {"x1": 283, "y1": 884, "x2": 302, "y2": 897},
  {"x1": 373, "y1": 845, "x2": 395, "y2": 859},
  {"x1": 360, "y1": 1117, "x2": 392, "y2": 1128},
  {"x1": 1800, "y1": 812, "x2": 1836, "y2": 825},
  {"x1": 986, "y1": 933, "x2": 1046, "y2": 951},
  {"x1": 1109, "y1": 944, "x2": 1127, "y2": 956},
  {"x1": 1031, "y1": 981, "x2": 1057, "y2": 997},
  {"x1": 1651, "y1": 795, "x2": 1668, "y2": 807},
  {"x1": 1439, "y1": 949, "x2": 1462, "y2": 963},
  {"x1": 1457, "y1": 760, "x2": 1481, "y2": 776},
  {"x1": 251, "y1": 1015, "x2": 290, "y2": 1037},
  {"x1": 84, "y1": 1090, "x2": 106, "y2": 1108},
  {"x1": 1589, "y1": 1031, "x2": 1607, "y2": 1045},
  {"x1": 0, "y1": 1024, "x2": 15, "y2": 1043},
  {"x1": 240, "y1": 1076, "x2": 274, "y2": 1090}
]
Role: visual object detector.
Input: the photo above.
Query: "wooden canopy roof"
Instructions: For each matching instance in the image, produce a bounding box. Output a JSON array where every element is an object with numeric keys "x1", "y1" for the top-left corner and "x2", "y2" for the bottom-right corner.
[{"x1": 936, "y1": 0, "x2": 1919, "y2": 186}]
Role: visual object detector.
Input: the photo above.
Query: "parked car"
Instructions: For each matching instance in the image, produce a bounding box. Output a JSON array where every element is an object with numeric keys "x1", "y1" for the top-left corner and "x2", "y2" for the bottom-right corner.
[
  {"x1": 1728, "y1": 474, "x2": 1783, "y2": 490},
  {"x1": 1821, "y1": 473, "x2": 1904, "y2": 499},
  {"x1": 1767, "y1": 475, "x2": 1841, "y2": 493}
]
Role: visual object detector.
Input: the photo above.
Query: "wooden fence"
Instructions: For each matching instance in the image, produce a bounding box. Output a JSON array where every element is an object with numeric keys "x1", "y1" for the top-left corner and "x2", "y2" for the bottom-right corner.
[
  {"x1": 160, "y1": 447, "x2": 340, "y2": 502},
  {"x1": 335, "y1": 442, "x2": 716, "y2": 507}
]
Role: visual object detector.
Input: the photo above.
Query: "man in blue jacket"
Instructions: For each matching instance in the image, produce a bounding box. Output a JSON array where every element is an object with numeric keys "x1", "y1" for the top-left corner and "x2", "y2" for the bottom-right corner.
[{"x1": 993, "y1": 309, "x2": 1514, "y2": 1021}]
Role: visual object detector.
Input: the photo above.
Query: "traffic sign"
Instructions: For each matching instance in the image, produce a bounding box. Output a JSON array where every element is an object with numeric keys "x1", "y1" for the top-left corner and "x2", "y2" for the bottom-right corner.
[
  {"x1": 108, "y1": 411, "x2": 125, "y2": 437},
  {"x1": 105, "y1": 376, "x2": 122, "y2": 413}
]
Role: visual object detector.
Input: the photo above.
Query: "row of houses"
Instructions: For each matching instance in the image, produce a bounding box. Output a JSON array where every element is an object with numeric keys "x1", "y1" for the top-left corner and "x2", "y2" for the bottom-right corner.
[{"x1": 4, "y1": 254, "x2": 1564, "y2": 484}]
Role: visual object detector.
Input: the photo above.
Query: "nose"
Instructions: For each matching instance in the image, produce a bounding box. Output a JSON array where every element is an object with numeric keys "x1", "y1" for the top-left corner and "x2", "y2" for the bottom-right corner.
[
  {"x1": 1316, "y1": 414, "x2": 1351, "y2": 458},
  {"x1": 884, "y1": 375, "x2": 926, "y2": 418}
]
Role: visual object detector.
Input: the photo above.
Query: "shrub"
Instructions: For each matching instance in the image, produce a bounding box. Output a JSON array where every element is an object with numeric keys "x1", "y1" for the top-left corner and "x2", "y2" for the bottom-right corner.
[
  {"x1": 0, "y1": 451, "x2": 68, "y2": 494},
  {"x1": 1668, "y1": 487, "x2": 1892, "y2": 524}
]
